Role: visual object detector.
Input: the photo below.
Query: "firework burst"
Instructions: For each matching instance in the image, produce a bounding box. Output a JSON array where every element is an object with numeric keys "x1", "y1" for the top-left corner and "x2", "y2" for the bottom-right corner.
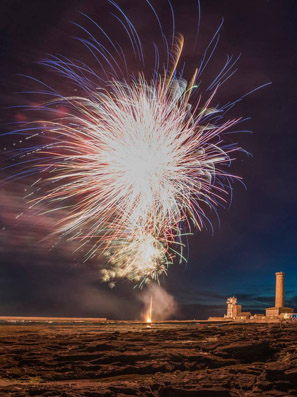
[{"x1": 4, "y1": 1, "x2": 260, "y2": 285}]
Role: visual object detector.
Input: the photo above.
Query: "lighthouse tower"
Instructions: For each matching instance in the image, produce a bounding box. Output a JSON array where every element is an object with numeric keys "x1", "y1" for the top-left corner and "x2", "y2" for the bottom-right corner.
[{"x1": 265, "y1": 272, "x2": 294, "y2": 317}]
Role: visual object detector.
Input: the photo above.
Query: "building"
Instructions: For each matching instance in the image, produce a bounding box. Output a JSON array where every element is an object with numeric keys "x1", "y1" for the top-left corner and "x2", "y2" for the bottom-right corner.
[
  {"x1": 225, "y1": 297, "x2": 238, "y2": 318},
  {"x1": 224, "y1": 296, "x2": 251, "y2": 320},
  {"x1": 208, "y1": 271, "x2": 295, "y2": 322},
  {"x1": 265, "y1": 272, "x2": 294, "y2": 317},
  {"x1": 207, "y1": 296, "x2": 251, "y2": 321}
]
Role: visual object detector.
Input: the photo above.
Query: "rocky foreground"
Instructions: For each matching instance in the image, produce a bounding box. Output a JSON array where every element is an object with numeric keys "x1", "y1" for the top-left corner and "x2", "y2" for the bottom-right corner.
[{"x1": 0, "y1": 321, "x2": 297, "y2": 396}]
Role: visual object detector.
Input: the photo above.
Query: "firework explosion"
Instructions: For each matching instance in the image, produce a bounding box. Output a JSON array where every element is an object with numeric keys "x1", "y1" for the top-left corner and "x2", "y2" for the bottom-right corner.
[{"x1": 5, "y1": 1, "x2": 255, "y2": 286}]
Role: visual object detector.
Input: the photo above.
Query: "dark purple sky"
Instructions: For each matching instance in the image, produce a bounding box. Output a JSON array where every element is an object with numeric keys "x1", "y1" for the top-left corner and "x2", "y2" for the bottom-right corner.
[{"x1": 0, "y1": 0, "x2": 297, "y2": 319}]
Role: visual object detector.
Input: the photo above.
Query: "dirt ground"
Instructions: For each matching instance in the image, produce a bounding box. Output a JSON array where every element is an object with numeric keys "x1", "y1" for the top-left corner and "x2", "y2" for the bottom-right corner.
[{"x1": 0, "y1": 321, "x2": 297, "y2": 396}]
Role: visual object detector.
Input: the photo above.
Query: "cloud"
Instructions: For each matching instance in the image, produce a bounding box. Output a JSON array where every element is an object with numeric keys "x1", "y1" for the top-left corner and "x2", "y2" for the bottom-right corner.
[
  {"x1": 179, "y1": 304, "x2": 226, "y2": 320},
  {"x1": 286, "y1": 295, "x2": 297, "y2": 309}
]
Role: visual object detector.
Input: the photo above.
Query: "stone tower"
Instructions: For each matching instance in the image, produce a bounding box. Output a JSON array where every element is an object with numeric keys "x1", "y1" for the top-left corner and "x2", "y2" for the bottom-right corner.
[
  {"x1": 275, "y1": 271, "x2": 285, "y2": 308},
  {"x1": 266, "y1": 271, "x2": 294, "y2": 317}
]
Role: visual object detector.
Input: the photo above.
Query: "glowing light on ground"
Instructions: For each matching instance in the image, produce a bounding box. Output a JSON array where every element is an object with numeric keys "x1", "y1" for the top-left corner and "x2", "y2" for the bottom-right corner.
[{"x1": 146, "y1": 296, "x2": 153, "y2": 323}]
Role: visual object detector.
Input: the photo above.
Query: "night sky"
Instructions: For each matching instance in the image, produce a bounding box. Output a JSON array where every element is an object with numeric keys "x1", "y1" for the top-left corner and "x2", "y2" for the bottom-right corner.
[{"x1": 0, "y1": 0, "x2": 297, "y2": 320}]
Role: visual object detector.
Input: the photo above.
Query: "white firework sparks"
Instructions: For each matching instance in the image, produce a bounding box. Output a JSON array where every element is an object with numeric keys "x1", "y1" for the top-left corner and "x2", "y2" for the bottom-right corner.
[{"x1": 5, "y1": 1, "x2": 259, "y2": 286}]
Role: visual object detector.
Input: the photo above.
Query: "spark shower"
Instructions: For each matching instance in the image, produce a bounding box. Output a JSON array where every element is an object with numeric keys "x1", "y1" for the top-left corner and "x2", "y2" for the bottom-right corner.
[{"x1": 4, "y1": 0, "x2": 263, "y2": 286}]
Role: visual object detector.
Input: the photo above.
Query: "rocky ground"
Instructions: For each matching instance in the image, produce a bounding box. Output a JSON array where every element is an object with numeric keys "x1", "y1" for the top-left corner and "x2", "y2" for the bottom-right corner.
[{"x1": 0, "y1": 321, "x2": 297, "y2": 396}]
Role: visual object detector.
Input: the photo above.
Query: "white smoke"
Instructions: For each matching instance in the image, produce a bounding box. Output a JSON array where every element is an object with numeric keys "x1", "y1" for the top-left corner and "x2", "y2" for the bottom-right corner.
[{"x1": 138, "y1": 283, "x2": 178, "y2": 321}]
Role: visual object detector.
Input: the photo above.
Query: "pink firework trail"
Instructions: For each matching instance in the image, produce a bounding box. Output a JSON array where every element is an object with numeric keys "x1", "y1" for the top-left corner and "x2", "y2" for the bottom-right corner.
[{"x1": 3, "y1": 1, "x2": 267, "y2": 286}]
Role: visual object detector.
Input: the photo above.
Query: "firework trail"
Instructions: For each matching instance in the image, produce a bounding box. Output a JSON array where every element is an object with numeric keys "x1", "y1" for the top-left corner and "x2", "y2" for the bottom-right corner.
[
  {"x1": 3, "y1": 1, "x2": 265, "y2": 286},
  {"x1": 146, "y1": 296, "x2": 153, "y2": 323}
]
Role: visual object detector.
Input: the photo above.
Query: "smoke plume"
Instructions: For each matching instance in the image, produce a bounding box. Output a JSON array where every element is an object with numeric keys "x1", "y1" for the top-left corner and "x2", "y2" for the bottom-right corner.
[{"x1": 139, "y1": 283, "x2": 178, "y2": 321}]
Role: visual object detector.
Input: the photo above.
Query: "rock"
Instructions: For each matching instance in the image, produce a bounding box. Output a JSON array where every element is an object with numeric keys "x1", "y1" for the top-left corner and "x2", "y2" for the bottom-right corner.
[
  {"x1": 160, "y1": 387, "x2": 230, "y2": 396},
  {"x1": 0, "y1": 322, "x2": 297, "y2": 396},
  {"x1": 216, "y1": 341, "x2": 276, "y2": 363},
  {"x1": 284, "y1": 368, "x2": 297, "y2": 382}
]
